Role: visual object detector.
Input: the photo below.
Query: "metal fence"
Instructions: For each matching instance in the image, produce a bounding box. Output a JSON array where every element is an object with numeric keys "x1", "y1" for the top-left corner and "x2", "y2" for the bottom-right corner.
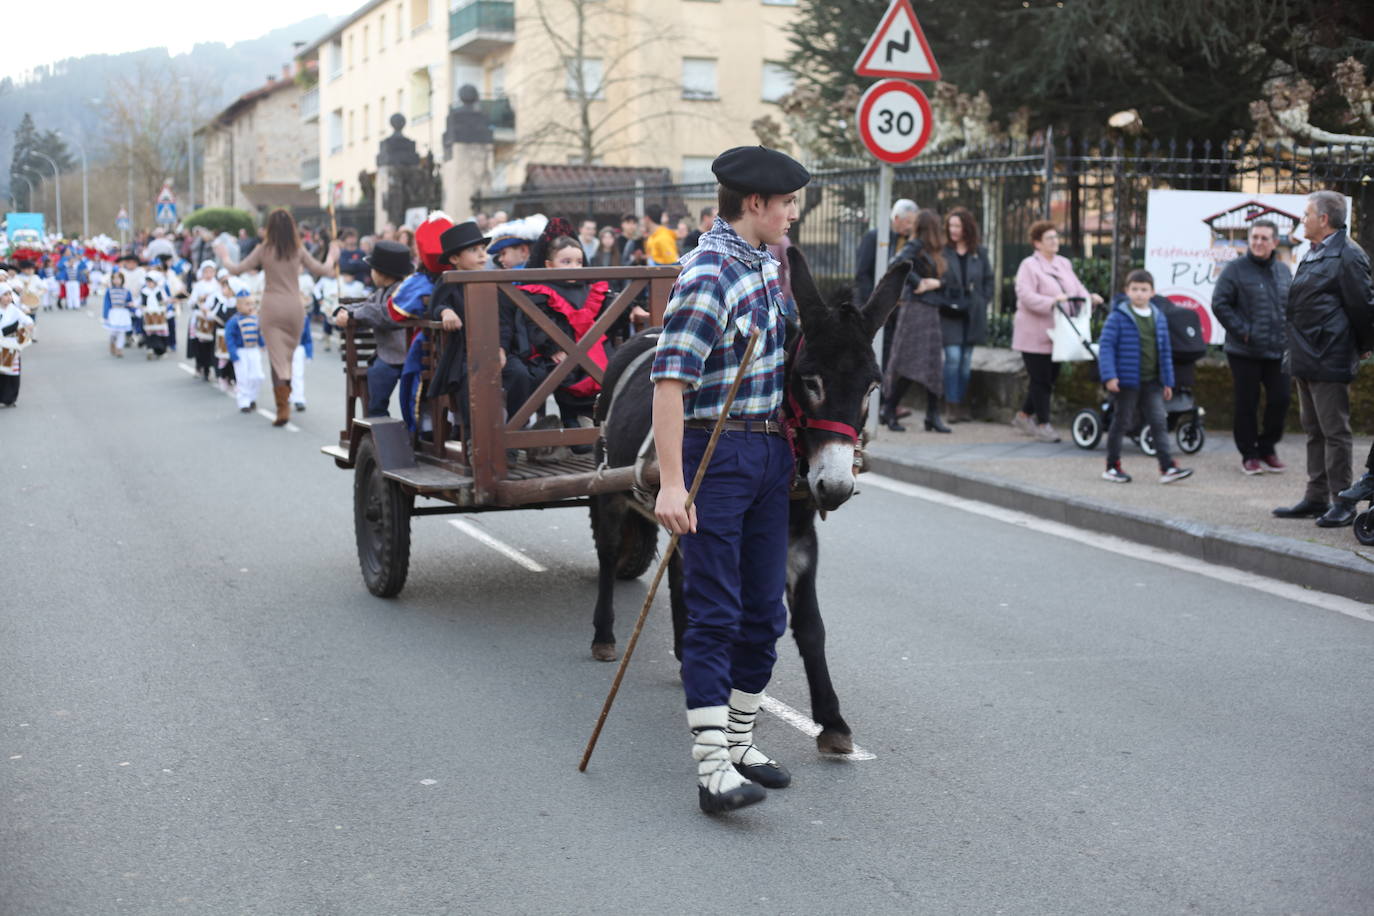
[{"x1": 474, "y1": 136, "x2": 1373, "y2": 315}]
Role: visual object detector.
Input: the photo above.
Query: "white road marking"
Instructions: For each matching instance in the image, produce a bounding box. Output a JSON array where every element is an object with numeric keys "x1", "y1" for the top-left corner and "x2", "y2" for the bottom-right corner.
[
  {"x1": 254, "y1": 408, "x2": 300, "y2": 433},
  {"x1": 176, "y1": 362, "x2": 196, "y2": 376},
  {"x1": 863, "y1": 473, "x2": 1374, "y2": 623},
  {"x1": 760, "y1": 695, "x2": 876, "y2": 761},
  {"x1": 447, "y1": 519, "x2": 547, "y2": 572}
]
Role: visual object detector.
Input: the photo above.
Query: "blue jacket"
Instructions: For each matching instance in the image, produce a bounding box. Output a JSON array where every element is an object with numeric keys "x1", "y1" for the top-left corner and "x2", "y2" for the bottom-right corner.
[
  {"x1": 225, "y1": 313, "x2": 263, "y2": 362},
  {"x1": 1098, "y1": 298, "x2": 1174, "y2": 389}
]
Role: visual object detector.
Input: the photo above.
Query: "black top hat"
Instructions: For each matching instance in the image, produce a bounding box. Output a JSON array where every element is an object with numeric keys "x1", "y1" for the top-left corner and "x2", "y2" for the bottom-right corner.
[
  {"x1": 364, "y1": 240, "x2": 415, "y2": 280},
  {"x1": 440, "y1": 221, "x2": 489, "y2": 260}
]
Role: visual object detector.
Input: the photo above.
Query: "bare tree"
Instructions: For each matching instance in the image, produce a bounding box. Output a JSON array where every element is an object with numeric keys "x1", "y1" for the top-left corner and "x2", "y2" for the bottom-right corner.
[
  {"x1": 1250, "y1": 57, "x2": 1374, "y2": 154},
  {"x1": 517, "y1": 0, "x2": 695, "y2": 164},
  {"x1": 99, "y1": 59, "x2": 219, "y2": 228}
]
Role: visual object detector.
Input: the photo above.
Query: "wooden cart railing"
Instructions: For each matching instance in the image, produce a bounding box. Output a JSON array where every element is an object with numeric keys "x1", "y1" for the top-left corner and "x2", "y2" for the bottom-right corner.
[{"x1": 336, "y1": 265, "x2": 677, "y2": 507}]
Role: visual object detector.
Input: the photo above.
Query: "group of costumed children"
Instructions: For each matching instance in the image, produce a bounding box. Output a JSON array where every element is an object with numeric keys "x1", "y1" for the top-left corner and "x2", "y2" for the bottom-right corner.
[{"x1": 334, "y1": 212, "x2": 632, "y2": 441}]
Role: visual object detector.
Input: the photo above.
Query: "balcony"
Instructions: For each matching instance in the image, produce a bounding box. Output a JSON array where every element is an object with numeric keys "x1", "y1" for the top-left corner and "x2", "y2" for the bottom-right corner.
[
  {"x1": 300, "y1": 87, "x2": 319, "y2": 123},
  {"x1": 449, "y1": 0, "x2": 514, "y2": 55},
  {"x1": 481, "y1": 97, "x2": 515, "y2": 143},
  {"x1": 301, "y1": 157, "x2": 320, "y2": 190}
]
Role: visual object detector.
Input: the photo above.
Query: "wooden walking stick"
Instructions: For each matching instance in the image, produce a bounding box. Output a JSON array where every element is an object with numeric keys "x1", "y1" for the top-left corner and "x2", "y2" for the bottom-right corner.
[{"x1": 579, "y1": 327, "x2": 764, "y2": 772}]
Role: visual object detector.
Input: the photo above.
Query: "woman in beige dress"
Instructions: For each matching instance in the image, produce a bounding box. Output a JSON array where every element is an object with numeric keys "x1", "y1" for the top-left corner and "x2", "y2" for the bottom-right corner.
[{"x1": 217, "y1": 210, "x2": 339, "y2": 425}]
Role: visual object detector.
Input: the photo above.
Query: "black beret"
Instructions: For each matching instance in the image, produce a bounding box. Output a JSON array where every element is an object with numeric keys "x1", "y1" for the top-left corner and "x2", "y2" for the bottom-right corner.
[{"x1": 711, "y1": 146, "x2": 811, "y2": 195}]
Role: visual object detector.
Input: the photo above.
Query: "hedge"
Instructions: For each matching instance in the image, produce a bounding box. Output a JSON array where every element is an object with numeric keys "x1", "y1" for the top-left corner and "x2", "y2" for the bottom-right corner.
[{"x1": 183, "y1": 208, "x2": 256, "y2": 237}]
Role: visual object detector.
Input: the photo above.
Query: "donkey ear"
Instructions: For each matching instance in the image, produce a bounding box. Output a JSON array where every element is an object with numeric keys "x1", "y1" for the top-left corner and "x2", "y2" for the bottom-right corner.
[
  {"x1": 785, "y1": 244, "x2": 829, "y2": 329},
  {"x1": 861, "y1": 254, "x2": 914, "y2": 340}
]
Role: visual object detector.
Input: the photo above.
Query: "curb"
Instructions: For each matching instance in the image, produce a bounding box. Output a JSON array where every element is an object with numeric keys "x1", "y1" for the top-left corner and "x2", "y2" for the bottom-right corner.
[{"x1": 866, "y1": 448, "x2": 1374, "y2": 605}]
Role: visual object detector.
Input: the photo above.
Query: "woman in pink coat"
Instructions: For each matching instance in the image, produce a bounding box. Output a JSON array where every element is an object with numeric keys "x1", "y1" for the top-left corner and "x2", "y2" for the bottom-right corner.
[{"x1": 1011, "y1": 221, "x2": 1103, "y2": 442}]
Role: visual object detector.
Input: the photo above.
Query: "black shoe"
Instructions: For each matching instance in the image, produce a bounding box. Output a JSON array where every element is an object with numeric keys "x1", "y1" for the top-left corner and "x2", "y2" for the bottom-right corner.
[
  {"x1": 1272, "y1": 498, "x2": 1331, "y2": 519},
  {"x1": 878, "y1": 409, "x2": 905, "y2": 432},
  {"x1": 924, "y1": 414, "x2": 952, "y2": 433},
  {"x1": 293, "y1": 402, "x2": 306, "y2": 411},
  {"x1": 698, "y1": 781, "x2": 767, "y2": 814},
  {"x1": 735, "y1": 760, "x2": 791, "y2": 789},
  {"x1": 1338, "y1": 473, "x2": 1374, "y2": 503},
  {"x1": 1315, "y1": 500, "x2": 1357, "y2": 528}
]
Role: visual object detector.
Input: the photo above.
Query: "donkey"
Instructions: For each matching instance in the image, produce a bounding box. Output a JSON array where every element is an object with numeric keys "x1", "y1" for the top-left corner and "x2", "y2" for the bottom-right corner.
[{"x1": 587, "y1": 245, "x2": 912, "y2": 754}]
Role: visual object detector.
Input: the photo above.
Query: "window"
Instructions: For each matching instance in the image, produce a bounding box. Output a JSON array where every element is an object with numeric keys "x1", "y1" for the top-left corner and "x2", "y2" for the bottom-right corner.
[
  {"x1": 681, "y1": 58, "x2": 718, "y2": 100},
  {"x1": 347, "y1": 110, "x2": 355, "y2": 147},
  {"x1": 363, "y1": 103, "x2": 371, "y2": 139},
  {"x1": 379, "y1": 96, "x2": 387, "y2": 134},
  {"x1": 762, "y1": 0, "x2": 797, "y2": 5},
  {"x1": 362, "y1": 26, "x2": 369, "y2": 61},
  {"x1": 328, "y1": 109, "x2": 343, "y2": 155},
  {"x1": 410, "y1": 0, "x2": 429, "y2": 31},
  {"x1": 396, "y1": 3, "x2": 403, "y2": 41},
  {"x1": 761, "y1": 62, "x2": 793, "y2": 103},
  {"x1": 347, "y1": 35, "x2": 354, "y2": 69},
  {"x1": 327, "y1": 40, "x2": 343, "y2": 80},
  {"x1": 682, "y1": 156, "x2": 714, "y2": 183},
  {"x1": 396, "y1": 89, "x2": 404, "y2": 117},
  {"x1": 489, "y1": 63, "x2": 506, "y2": 98},
  {"x1": 410, "y1": 68, "x2": 432, "y2": 120},
  {"x1": 564, "y1": 57, "x2": 604, "y2": 100},
  {"x1": 379, "y1": 14, "x2": 386, "y2": 49}
]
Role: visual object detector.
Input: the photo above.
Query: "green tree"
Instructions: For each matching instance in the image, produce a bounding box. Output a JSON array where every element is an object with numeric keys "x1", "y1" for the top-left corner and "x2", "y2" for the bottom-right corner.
[
  {"x1": 785, "y1": 0, "x2": 1373, "y2": 144},
  {"x1": 9, "y1": 114, "x2": 41, "y2": 209}
]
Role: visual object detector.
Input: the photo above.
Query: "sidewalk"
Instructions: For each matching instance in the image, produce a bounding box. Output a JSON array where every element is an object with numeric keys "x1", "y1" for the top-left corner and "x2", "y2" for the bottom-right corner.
[{"x1": 865, "y1": 419, "x2": 1374, "y2": 603}]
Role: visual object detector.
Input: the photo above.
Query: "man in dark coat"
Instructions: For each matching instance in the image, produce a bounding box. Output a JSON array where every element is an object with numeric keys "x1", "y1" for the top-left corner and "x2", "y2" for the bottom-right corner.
[
  {"x1": 1272, "y1": 191, "x2": 1374, "y2": 528},
  {"x1": 1211, "y1": 219, "x2": 1293, "y2": 474},
  {"x1": 855, "y1": 199, "x2": 918, "y2": 374}
]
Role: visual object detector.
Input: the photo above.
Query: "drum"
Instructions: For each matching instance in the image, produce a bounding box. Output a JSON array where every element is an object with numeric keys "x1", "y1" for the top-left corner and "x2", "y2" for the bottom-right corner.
[
  {"x1": 0, "y1": 344, "x2": 18, "y2": 376},
  {"x1": 194, "y1": 313, "x2": 216, "y2": 342},
  {"x1": 20, "y1": 288, "x2": 40, "y2": 311},
  {"x1": 14, "y1": 324, "x2": 32, "y2": 349},
  {"x1": 142, "y1": 307, "x2": 168, "y2": 333},
  {"x1": 214, "y1": 328, "x2": 229, "y2": 360}
]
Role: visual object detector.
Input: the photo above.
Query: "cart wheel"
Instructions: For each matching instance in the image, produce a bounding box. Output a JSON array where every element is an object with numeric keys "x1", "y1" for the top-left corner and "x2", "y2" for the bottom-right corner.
[
  {"x1": 615, "y1": 513, "x2": 659, "y2": 580},
  {"x1": 1139, "y1": 425, "x2": 1158, "y2": 457},
  {"x1": 1355, "y1": 510, "x2": 1374, "y2": 547},
  {"x1": 1071, "y1": 408, "x2": 1102, "y2": 449},
  {"x1": 1176, "y1": 420, "x2": 1205, "y2": 454},
  {"x1": 354, "y1": 437, "x2": 412, "y2": 597}
]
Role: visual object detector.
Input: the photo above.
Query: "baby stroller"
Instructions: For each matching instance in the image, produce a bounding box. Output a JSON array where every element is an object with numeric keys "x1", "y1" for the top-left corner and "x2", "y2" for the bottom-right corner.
[{"x1": 1068, "y1": 294, "x2": 1207, "y2": 457}]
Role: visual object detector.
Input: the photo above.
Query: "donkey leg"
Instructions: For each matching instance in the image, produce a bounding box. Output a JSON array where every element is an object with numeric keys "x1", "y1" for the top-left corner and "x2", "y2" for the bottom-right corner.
[
  {"x1": 668, "y1": 551, "x2": 686, "y2": 663},
  {"x1": 588, "y1": 495, "x2": 622, "y2": 661},
  {"x1": 788, "y1": 524, "x2": 853, "y2": 754}
]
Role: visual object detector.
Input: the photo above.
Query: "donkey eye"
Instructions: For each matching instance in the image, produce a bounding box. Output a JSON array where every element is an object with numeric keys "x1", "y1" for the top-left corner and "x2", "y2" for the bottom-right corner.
[{"x1": 801, "y1": 374, "x2": 825, "y2": 405}]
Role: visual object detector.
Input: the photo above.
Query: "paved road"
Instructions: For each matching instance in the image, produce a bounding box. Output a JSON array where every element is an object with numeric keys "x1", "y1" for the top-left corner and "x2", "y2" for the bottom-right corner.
[{"x1": 4, "y1": 310, "x2": 1373, "y2": 915}]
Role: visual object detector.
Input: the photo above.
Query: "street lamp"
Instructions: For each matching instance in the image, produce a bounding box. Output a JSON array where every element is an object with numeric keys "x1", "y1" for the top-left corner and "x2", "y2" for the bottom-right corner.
[
  {"x1": 57, "y1": 130, "x2": 89, "y2": 240},
  {"x1": 27, "y1": 149, "x2": 62, "y2": 238}
]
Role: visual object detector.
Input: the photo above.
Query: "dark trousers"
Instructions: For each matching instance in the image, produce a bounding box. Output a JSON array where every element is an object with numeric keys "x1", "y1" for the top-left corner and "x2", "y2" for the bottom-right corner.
[
  {"x1": 880, "y1": 312, "x2": 898, "y2": 372},
  {"x1": 366, "y1": 359, "x2": 403, "y2": 417},
  {"x1": 1107, "y1": 381, "x2": 1172, "y2": 470},
  {"x1": 679, "y1": 428, "x2": 794, "y2": 709},
  {"x1": 1227, "y1": 354, "x2": 1289, "y2": 460},
  {"x1": 1020, "y1": 352, "x2": 1060, "y2": 423},
  {"x1": 0, "y1": 374, "x2": 18, "y2": 405},
  {"x1": 1295, "y1": 378, "x2": 1353, "y2": 502}
]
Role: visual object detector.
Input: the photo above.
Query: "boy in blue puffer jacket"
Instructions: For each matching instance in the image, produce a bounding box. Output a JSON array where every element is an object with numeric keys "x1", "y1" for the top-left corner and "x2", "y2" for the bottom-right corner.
[{"x1": 1098, "y1": 270, "x2": 1194, "y2": 484}]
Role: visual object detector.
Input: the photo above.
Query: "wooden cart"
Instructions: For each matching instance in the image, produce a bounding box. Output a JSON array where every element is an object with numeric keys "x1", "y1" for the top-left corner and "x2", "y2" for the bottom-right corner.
[{"x1": 322, "y1": 266, "x2": 677, "y2": 596}]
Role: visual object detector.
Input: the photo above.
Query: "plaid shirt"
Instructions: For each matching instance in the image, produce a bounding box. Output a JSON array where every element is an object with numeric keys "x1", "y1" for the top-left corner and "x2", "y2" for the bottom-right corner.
[{"x1": 650, "y1": 218, "x2": 791, "y2": 419}]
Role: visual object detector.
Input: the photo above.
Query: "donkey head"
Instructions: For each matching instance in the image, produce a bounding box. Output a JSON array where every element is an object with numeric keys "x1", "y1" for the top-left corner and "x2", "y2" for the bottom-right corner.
[{"x1": 785, "y1": 245, "x2": 911, "y2": 512}]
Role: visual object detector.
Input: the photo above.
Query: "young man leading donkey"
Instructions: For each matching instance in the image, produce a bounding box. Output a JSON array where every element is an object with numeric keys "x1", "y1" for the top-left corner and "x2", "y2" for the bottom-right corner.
[{"x1": 651, "y1": 146, "x2": 813, "y2": 814}]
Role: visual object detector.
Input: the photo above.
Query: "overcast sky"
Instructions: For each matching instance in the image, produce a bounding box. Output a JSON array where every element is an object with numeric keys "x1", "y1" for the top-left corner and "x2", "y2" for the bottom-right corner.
[{"x1": 3, "y1": 0, "x2": 360, "y2": 83}]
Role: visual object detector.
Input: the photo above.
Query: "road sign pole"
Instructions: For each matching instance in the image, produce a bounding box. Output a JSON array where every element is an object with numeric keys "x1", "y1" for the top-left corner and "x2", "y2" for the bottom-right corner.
[{"x1": 873, "y1": 161, "x2": 893, "y2": 293}]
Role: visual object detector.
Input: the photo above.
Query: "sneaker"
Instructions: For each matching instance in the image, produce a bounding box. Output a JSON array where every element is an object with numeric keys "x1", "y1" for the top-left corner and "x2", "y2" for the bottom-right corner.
[
  {"x1": 1242, "y1": 458, "x2": 1263, "y2": 475},
  {"x1": 1160, "y1": 465, "x2": 1194, "y2": 484},
  {"x1": 1259, "y1": 454, "x2": 1286, "y2": 473},
  {"x1": 1102, "y1": 464, "x2": 1132, "y2": 483},
  {"x1": 1011, "y1": 412, "x2": 1035, "y2": 436},
  {"x1": 1033, "y1": 423, "x2": 1061, "y2": 443}
]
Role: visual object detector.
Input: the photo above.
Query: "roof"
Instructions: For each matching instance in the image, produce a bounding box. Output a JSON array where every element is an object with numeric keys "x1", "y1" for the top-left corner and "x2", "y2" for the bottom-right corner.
[
  {"x1": 201, "y1": 75, "x2": 299, "y2": 132},
  {"x1": 296, "y1": 0, "x2": 390, "y2": 58},
  {"x1": 523, "y1": 163, "x2": 674, "y2": 191},
  {"x1": 1200, "y1": 200, "x2": 1302, "y2": 227}
]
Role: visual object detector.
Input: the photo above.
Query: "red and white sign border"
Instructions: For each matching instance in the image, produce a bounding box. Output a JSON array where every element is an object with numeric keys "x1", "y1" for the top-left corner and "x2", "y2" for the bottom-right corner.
[{"x1": 856, "y1": 79, "x2": 934, "y2": 164}]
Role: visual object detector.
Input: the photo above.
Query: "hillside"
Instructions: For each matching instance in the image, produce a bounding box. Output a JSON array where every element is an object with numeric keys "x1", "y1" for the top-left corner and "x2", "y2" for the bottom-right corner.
[{"x1": 0, "y1": 15, "x2": 333, "y2": 201}]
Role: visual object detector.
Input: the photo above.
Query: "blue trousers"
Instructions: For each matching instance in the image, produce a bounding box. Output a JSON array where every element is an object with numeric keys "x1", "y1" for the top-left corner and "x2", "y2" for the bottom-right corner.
[
  {"x1": 679, "y1": 428, "x2": 795, "y2": 709},
  {"x1": 366, "y1": 360, "x2": 403, "y2": 417},
  {"x1": 943, "y1": 343, "x2": 974, "y2": 404}
]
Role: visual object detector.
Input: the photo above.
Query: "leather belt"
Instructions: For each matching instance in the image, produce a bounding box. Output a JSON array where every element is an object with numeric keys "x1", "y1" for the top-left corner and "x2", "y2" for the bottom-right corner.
[{"x1": 684, "y1": 418, "x2": 784, "y2": 436}]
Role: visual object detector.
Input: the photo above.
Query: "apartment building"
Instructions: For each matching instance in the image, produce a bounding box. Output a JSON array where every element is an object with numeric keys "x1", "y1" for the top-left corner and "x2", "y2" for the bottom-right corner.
[
  {"x1": 199, "y1": 70, "x2": 318, "y2": 214},
  {"x1": 299, "y1": 0, "x2": 799, "y2": 206}
]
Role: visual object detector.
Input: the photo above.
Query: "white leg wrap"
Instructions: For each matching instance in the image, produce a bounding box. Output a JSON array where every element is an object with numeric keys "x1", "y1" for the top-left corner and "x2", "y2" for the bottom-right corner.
[
  {"x1": 687, "y1": 706, "x2": 748, "y2": 794},
  {"x1": 727, "y1": 689, "x2": 776, "y2": 768}
]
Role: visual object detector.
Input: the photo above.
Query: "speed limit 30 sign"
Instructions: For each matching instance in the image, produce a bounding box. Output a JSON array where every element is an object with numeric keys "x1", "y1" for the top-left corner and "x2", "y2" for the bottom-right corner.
[{"x1": 856, "y1": 79, "x2": 933, "y2": 164}]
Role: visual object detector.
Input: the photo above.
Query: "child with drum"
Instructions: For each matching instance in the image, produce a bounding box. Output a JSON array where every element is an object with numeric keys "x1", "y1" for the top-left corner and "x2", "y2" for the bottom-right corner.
[{"x1": 102, "y1": 272, "x2": 135, "y2": 358}]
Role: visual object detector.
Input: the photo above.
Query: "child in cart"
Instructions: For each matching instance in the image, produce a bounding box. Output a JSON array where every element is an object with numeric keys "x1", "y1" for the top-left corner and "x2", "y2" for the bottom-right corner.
[{"x1": 1099, "y1": 270, "x2": 1194, "y2": 484}]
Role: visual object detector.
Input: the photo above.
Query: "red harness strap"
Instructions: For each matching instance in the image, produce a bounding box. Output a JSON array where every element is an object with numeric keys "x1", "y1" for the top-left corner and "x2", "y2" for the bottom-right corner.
[{"x1": 780, "y1": 337, "x2": 861, "y2": 460}]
